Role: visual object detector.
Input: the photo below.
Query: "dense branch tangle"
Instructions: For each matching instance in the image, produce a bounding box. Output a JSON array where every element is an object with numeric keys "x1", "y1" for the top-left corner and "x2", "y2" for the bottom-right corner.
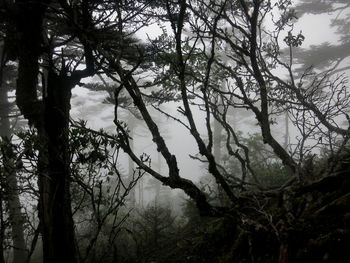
[
  {"x1": 1, "y1": 2, "x2": 349, "y2": 262},
  {"x1": 187, "y1": 0, "x2": 349, "y2": 174},
  {"x1": 96, "y1": 0, "x2": 241, "y2": 215},
  {"x1": 92, "y1": 0, "x2": 350, "y2": 216}
]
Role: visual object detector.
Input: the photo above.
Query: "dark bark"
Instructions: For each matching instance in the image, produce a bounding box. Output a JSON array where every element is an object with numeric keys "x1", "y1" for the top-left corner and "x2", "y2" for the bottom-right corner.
[
  {"x1": 172, "y1": 0, "x2": 238, "y2": 204},
  {"x1": 37, "y1": 70, "x2": 77, "y2": 263},
  {"x1": 247, "y1": 2, "x2": 301, "y2": 177},
  {"x1": 15, "y1": 0, "x2": 48, "y2": 127},
  {"x1": 13, "y1": 1, "x2": 79, "y2": 262},
  {"x1": 109, "y1": 66, "x2": 216, "y2": 216},
  {"x1": 13, "y1": 0, "x2": 97, "y2": 261}
]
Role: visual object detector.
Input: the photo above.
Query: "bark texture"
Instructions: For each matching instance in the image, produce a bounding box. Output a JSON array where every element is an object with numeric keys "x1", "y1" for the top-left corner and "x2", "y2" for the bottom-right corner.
[{"x1": 14, "y1": 1, "x2": 79, "y2": 262}]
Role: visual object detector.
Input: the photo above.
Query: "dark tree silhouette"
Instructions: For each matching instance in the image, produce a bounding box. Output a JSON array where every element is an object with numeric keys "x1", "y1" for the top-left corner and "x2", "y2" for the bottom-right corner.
[{"x1": 0, "y1": 0, "x2": 349, "y2": 262}]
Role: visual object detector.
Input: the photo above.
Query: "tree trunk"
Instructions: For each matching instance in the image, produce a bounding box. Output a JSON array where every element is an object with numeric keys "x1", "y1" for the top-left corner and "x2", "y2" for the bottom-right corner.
[
  {"x1": 1, "y1": 143, "x2": 28, "y2": 263},
  {"x1": 13, "y1": 1, "x2": 79, "y2": 262},
  {"x1": 38, "y1": 71, "x2": 77, "y2": 263},
  {"x1": 0, "y1": 39, "x2": 8, "y2": 263},
  {"x1": 213, "y1": 118, "x2": 224, "y2": 204},
  {"x1": 0, "y1": 190, "x2": 5, "y2": 263},
  {"x1": 283, "y1": 111, "x2": 289, "y2": 150},
  {"x1": 278, "y1": 243, "x2": 289, "y2": 263},
  {"x1": 128, "y1": 117, "x2": 136, "y2": 206},
  {"x1": 0, "y1": 44, "x2": 27, "y2": 263}
]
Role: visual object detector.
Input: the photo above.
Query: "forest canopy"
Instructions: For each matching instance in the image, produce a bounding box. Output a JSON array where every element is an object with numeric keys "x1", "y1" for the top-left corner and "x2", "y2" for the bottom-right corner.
[{"x1": 0, "y1": 0, "x2": 350, "y2": 263}]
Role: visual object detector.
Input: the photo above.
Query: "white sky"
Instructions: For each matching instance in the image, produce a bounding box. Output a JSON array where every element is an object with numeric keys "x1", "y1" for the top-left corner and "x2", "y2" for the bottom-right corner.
[{"x1": 294, "y1": 13, "x2": 339, "y2": 47}]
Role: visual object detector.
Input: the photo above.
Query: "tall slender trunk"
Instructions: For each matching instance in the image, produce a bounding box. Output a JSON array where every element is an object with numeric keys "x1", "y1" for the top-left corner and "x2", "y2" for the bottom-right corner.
[
  {"x1": 213, "y1": 119, "x2": 222, "y2": 161},
  {"x1": 0, "y1": 43, "x2": 27, "y2": 263},
  {"x1": 128, "y1": 117, "x2": 136, "y2": 206},
  {"x1": 138, "y1": 178, "x2": 144, "y2": 208},
  {"x1": 283, "y1": 111, "x2": 289, "y2": 150},
  {"x1": 155, "y1": 152, "x2": 162, "y2": 203},
  {"x1": 0, "y1": 190, "x2": 5, "y2": 263},
  {"x1": 213, "y1": 118, "x2": 224, "y2": 204},
  {"x1": 1, "y1": 142, "x2": 28, "y2": 263},
  {"x1": 155, "y1": 111, "x2": 162, "y2": 203},
  {"x1": 0, "y1": 39, "x2": 7, "y2": 263}
]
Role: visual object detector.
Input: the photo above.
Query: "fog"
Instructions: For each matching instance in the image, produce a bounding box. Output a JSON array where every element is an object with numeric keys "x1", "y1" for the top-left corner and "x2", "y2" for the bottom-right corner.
[
  {"x1": 1, "y1": 1, "x2": 350, "y2": 262},
  {"x1": 68, "y1": 2, "x2": 350, "y2": 207}
]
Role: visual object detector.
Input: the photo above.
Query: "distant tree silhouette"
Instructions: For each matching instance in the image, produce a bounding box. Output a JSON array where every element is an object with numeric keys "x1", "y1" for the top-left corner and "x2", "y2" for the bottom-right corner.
[
  {"x1": 294, "y1": 0, "x2": 350, "y2": 74},
  {"x1": 0, "y1": 41, "x2": 27, "y2": 263}
]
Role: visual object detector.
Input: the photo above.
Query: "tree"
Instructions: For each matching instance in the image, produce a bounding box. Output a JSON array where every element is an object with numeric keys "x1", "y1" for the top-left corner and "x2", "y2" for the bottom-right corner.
[
  {"x1": 0, "y1": 38, "x2": 27, "y2": 263},
  {"x1": 83, "y1": 79, "x2": 147, "y2": 208},
  {"x1": 132, "y1": 203, "x2": 178, "y2": 263},
  {"x1": 95, "y1": 0, "x2": 350, "y2": 261},
  {"x1": 0, "y1": 0, "x2": 349, "y2": 262},
  {"x1": 1, "y1": 0, "x2": 152, "y2": 262},
  {"x1": 2, "y1": 1, "x2": 103, "y2": 262},
  {"x1": 95, "y1": 0, "x2": 349, "y2": 205},
  {"x1": 68, "y1": 124, "x2": 141, "y2": 263}
]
